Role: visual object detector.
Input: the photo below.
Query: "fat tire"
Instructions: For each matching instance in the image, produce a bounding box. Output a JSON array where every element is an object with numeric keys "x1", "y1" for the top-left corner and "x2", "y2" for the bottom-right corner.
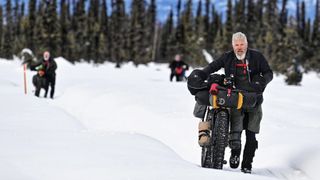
[{"x1": 212, "y1": 110, "x2": 229, "y2": 169}]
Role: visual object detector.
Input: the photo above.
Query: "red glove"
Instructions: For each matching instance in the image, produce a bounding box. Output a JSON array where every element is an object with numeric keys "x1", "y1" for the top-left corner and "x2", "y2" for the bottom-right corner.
[{"x1": 209, "y1": 83, "x2": 219, "y2": 95}]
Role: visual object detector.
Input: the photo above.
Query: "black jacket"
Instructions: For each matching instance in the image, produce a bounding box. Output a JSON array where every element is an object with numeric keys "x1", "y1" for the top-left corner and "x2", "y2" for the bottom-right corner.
[
  {"x1": 169, "y1": 61, "x2": 189, "y2": 72},
  {"x1": 203, "y1": 49, "x2": 273, "y2": 92},
  {"x1": 31, "y1": 57, "x2": 57, "y2": 78}
]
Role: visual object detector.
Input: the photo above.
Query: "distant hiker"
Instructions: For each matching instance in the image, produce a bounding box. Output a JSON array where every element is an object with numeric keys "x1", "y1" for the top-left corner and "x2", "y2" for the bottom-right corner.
[
  {"x1": 32, "y1": 65, "x2": 48, "y2": 97},
  {"x1": 285, "y1": 58, "x2": 303, "y2": 85},
  {"x1": 188, "y1": 32, "x2": 273, "y2": 173},
  {"x1": 169, "y1": 54, "x2": 189, "y2": 82},
  {"x1": 30, "y1": 51, "x2": 57, "y2": 98}
]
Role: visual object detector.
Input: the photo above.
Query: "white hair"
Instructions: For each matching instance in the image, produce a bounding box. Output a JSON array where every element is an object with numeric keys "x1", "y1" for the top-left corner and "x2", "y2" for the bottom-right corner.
[{"x1": 232, "y1": 32, "x2": 248, "y2": 46}]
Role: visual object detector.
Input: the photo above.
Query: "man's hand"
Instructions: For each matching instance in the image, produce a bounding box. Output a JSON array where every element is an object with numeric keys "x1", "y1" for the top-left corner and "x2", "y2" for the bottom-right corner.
[
  {"x1": 209, "y1": 83, "x2": 219, "y2": 95},
  {"x1": 251, "y1": 75, "x2": 266, "y2": 93}
]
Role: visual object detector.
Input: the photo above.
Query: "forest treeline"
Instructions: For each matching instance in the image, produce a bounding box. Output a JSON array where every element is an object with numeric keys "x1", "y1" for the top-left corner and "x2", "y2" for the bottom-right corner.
[{"x1": 0, "y1": 0, "x2": 319, "y2": 73}]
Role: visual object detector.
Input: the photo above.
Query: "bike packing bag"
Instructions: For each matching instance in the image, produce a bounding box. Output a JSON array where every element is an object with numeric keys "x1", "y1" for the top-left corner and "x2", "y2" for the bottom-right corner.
[
  {"x1": 187, "y1": 69, "x2": 208, "y2": 95},
  {"x1": 241, "y1": 92, "x2": 258, "y2": 109},
  {"x1": 195, "y1": 90, "x2": 211, "y2": 105},
  {"x1": 209, "y1": 89, "x2": 243, "y2": 109},
  {"x1": 193, "y1": 102, "x2": 207, "y2": 119}
]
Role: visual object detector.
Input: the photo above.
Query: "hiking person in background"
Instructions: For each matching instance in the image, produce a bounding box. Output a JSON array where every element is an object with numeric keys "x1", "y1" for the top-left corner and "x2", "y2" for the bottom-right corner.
[
  {"x1": 31, "y1": 51, "x2": 57, "y2": 99},
  {"x1": 169, "y1": 54, "x2": 189, "y2": 82},
  {"x1": 32, "y1": 65, "x2": 48, "y2": 97},
  {"x1": 188, "y1": 32, "x2": 273, "y2": 173},
  {"x1": 285, "y1": 58, "x2": 303, "y2": 85}
]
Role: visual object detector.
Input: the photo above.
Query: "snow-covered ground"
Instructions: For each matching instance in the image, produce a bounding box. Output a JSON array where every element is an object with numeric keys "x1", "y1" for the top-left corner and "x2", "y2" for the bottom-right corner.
[{"x1": 0, "y1": 57, "x2": 319, "y2": 180}]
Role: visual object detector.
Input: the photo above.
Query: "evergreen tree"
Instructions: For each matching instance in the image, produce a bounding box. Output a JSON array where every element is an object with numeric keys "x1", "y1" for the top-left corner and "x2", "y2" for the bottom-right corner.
[
  {"x1": 12, "y1": 0, "x2": 22, "y2": 53},
  {"x1": 312, "y1": 0, "x2": 320, "y2": 46},
  {"x1": 73, "y1": 0, "x2": 87, "y2": 60},
  {"x1": 177, "y1": 0, "x2": 181, "y2": 25},
  {"x1": 129, "y1": 0, "x2": 149, "y2": 65},
  {"x1": 296, "y1": 0, "x2": 301, "y2": 36},
  {"x1": 209, "y1": 5, "x2": 220, "y2": 49},
  {"x1": 300, "y1": 1, "x2": 306, "y2": 40},
  {"x1": 0, "y1": 6, "x2": 3, "y2": 56},
  {"x1": 146, "y1": 0, "x2": 157, "y2": 61},
  {"x1": 215, "y1": 0, "x2": 232, "y2": 54},
  {"x1": 233, "y1": 0, "x2": 246, "y2": 33},
  {"x1": 279, "y1": 0, "x2": 288, "y2": 28},
  {"x1": 110, "y1": 0, "x2": 126, "y2": 67},
  {"x1": 203, "y1": 0, "x2": 211, "y2": 50},
  {"x1": 246, "y1": 0, "x2": 258, "y2": 47},
  {"x1": 60, "y1": 0, "x2": 70, "y2": 59},
  {"x1": 26, "y1": 0, "x2": 36, "y2": 52},
  {"x1": 195, "y1": 0, "x2": 202, "y2": 34},
  {"x1": 305, "y1": 18, "x2": 311, "y2": 43},
  {"x1": 34, "y1": 0, "x2": 45, "y2": 57},
  {"x1": 87, "y1": 0, "x2": 100, "y2": 62},
  {"x1": 159, "y1": 8, "x2": 174, "y2": 62},
  {"x1": 99, "y1": 0, "x2": 110, "y2": 61},
  {"x1": 3, "y1": 0, "x2": 13, "y2": 59},
  {"x1": 42, "y1": 0, "x2": 60, "y2": 55}
]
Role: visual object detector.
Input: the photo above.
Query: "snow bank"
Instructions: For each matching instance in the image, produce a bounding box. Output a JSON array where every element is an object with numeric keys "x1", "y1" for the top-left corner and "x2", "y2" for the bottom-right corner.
[{"x1": 1, "y1": 58, "x2": 319, "y2": 180}]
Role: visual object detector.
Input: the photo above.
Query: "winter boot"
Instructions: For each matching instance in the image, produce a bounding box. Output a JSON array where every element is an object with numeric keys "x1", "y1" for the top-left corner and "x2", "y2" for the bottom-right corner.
[
  {"x1": 241, "y1": 140, "x2": 258, "y2": 174},
  {"x1": 198, "y1": 121, "x2": 211, "y2": 146},
  {"x1": 229, "y1": 148, "x2": 241, "y2": 169}
]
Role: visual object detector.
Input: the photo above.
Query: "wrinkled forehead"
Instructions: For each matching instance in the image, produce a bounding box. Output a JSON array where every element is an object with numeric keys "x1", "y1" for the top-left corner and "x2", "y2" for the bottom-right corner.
[
  {"x1": 44, "y1": 51, "x2": 50, "y2": 56},
  {"x1": 233, "y1": 39, "x2": 247, "y2": 46}
]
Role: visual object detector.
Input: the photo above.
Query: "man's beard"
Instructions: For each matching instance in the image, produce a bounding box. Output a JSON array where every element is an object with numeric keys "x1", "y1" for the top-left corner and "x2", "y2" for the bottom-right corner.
[{"x1": 235, "y1": 51, "x2": 246, "y2": 60}]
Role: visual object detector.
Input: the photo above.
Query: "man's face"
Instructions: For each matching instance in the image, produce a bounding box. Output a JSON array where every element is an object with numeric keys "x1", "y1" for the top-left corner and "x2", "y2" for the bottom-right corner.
[
  {"x1": 44, "y1": 52, "x2": 50, "y2": 61},
  {"x1": 232, "y1": 39, "x2": 247, "y2": 58},
  {"x1": 175, "y1": 55, "x2": 181, "y2": 61}
]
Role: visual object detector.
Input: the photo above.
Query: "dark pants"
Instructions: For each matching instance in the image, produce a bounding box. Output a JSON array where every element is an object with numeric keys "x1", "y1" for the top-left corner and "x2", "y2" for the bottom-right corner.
[
  {"x1": 170, "y1": 71, "x2": 185, "y2": 82},
  {"x1": 230, "y1": 108, "x2": 260, "y2": 170},
  {"x1": 32, "y1": 74, "x2": 48, "y2": 97},
  {"x1": 46, "y1": 75, "x2": 56, "y2": 99}
]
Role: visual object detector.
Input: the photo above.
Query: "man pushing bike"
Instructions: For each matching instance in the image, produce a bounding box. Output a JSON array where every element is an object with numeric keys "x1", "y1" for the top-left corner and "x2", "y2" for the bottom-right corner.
[{"x1": 188, "y1": 32, "x2": 273, "y2": 173}]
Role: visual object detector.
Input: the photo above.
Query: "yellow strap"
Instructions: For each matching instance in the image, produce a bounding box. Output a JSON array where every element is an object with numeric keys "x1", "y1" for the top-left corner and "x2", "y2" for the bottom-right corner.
[
  {"x1": 213, "y1": 95, "x2": 219, "y2": 109},
  {"x1": 237, "y1": 92, "x2": 243, "y2": 109}
]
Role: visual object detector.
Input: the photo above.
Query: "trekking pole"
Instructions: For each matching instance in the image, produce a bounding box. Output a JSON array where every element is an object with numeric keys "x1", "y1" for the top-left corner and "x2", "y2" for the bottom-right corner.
[{"x1": 23, "y1": 64, "x2": 27, "y2": 94}]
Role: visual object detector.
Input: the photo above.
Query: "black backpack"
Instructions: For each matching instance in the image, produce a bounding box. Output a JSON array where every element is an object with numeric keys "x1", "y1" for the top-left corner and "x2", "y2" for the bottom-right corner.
[{"x1": 187, "y1": 69, "x2": 208, "y2": 95}]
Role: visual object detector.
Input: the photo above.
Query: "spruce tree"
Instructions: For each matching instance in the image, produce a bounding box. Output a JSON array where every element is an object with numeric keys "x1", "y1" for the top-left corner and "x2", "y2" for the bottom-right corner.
[
  {"x1": 195, "y1": 0, "x2": 202, "y2": 35},
  {"x1": 300, "y1": 1, "x2": 306, "y2": 40},
  {"x1": 159, "y1": 8, "x2": 174, "y2": 62},
  {"x1": 60, "y1": 0, "x2": 70, "y2": 59},
  {"x1": 204, "y1": 0, "x2": 211, "y2": 50},
  {"x1": 207, "y1": 4, "x2": 218, "y2": 52},
  {"x1": 215, "y1": 0, "x2": 232, "y2": 54},
  {"x1": 100, "y1": 0, "x2": 110, "y2": 61},
  {"x1": 312, "y1": 0, "x2": 320, "y2": 46},
  {"x1": 146, "y1": 0, "x2": 157, "y2": 61},
  {"x1": 73, "y1": 0, "x2": 87, "y2": 60},
  {"x1": 246, "y1": 0, "x2": 257, "y2": 47},
  {"x1": 3, "y1": 0, "x2": 13, "y2": 59},
  {"x1": 42, "y1": 0, "x2": 60, "y2": 56},
  {"x1": 110, "y1": 0, "x2": 126, "y2": 67},
  {"x1": 26, "y1": 0, "x2": 36, "y2": 52},
  {"x1": 129, "y1": 0, "x2": 149, "y2": 65},
  {"x1": 279, "y1": 0, "x2": 288, "y2": 28},
  {"x1": 0, "y1": 6, "x2": 3, "y2": 56},
  {"x1": 87, "y1": 0, "x2": 100, "y2": 62},
  {"x1": 233, "y1": 0, "x2": 246, "y2": 33}
]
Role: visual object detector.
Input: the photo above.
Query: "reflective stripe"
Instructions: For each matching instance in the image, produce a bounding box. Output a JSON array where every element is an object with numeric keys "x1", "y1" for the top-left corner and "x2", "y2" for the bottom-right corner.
[
  {"x1": 237, "y1": 92, "x2": 243, "y2": 109},
  {"x1": 213, "y1": 95, "x2": 219, "y2": 109}
]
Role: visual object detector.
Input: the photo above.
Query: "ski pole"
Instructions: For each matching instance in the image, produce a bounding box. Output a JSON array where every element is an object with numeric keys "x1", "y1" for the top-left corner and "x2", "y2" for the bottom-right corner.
[{"x1": 23, "y1": 64, "x2": 27, "y2": 94}]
